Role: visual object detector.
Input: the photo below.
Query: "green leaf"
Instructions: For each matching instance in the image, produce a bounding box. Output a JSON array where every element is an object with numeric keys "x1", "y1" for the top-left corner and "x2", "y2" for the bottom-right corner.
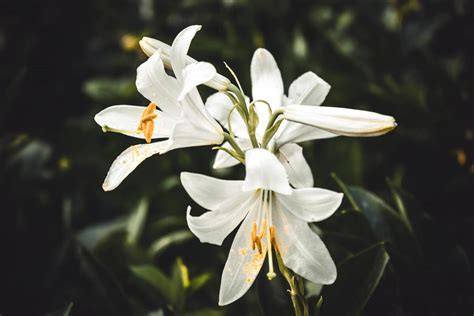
[
  {"x1": 148, "y1": 230, "x2": 193, "y2": 256},
  {"x1": 189, "y1": 272, "x2": 212, "y2": 295},
  {"x1": 314, "y1": 296, "x2": 323, "y2": 316},
  {"x1": 126, "y1": 197, "x2": 149, "y2": 246},
  {"x1": 183, "y1": 309, "x2": 224, "y2": 316},
  {"x1": 321, "y1": 243, "x2": 390, "y2": 316},
  {"x1": 45, "y1": 302, "x2": 74, "y2": 316},
  {"x1": 130, "y1": 265, "x2": 174, "y2": 304},
  {"x1": 332, "y1": 174, "x2": 419, "y2": 257},
  {"x1": 317, "y1": 209, "x2": 375, "y2": 251},
  {"x1": 170, "y1": 258, "x2": 187, "y2": 311}
]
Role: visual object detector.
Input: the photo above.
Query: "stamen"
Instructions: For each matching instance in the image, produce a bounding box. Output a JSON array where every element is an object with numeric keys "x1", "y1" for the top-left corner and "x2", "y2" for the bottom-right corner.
[
  {"x1": 251, "y1": 222, "x2": 257, "y2": 250},
  {"x1": 270, "y1": 224, "x2": 279, "y2": 254},
  {"x1": 265, "y1": 190, "x2": 276, "y2": 280},
  {"x1": 137, "y1": 102, "x2": 157, "y2": 143}
]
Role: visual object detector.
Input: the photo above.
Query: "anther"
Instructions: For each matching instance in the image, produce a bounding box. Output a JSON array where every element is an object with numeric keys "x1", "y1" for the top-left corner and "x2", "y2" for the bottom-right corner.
[
  {"x1": 137, "y1": 102, "x2": 157, "y2": 143},
  {"x1": 251, "y1": 223, "x2": 257, "y2": 250}
]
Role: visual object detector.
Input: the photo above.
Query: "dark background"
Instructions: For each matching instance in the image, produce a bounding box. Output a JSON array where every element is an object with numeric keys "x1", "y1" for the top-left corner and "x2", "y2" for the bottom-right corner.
[{"x1": 0, "y1": 0, "x2": 473, "y2": 315}]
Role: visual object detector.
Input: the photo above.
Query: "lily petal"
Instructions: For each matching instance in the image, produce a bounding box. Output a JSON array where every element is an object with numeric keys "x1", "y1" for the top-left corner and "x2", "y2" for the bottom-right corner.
[
  {"x1": 275, "y1": 121, "x2": 337, "y2": 147},
  {"x1": 102, "y1": 141, "x2": 170, "y2": 191},
  {"x1": 283, "y1": 105, "x2": 397, "y2": 137},
  {"x1": 276, "y1": 188, "x2": 343, "y2": 222},
  {"x1": 206, "y1": 92, "x2": 248, "y2": 138},
  {"x1": 94, "y1": 105, "x2": 176, "y2": 139},
  {"x1": 213, "y1": 138, "x2": 252, "y2": 169},
  {"x1": 219, "y1": 204, "x2": 267, "y2": 305},
  {"x1": 243, "y1": 149, "x2": 292, "y2": 195},
  {"x1": 251, "y1": 48, "x2": 284, "y2": 110},
  {"x1": 180, "y1": 172, "x2": 245, "y2": 210},
  {"x1": 139, "y1": 36, "x2": 231, "y2": 91},
  {"x1": 273, "y1": 202, "x2": 337, "y2": 284},
  {"x1": 179, "y1": 62, "x2": 217, "y2": 101},
  {"x1": 186, "y1": 192, "x2": 256, "y2": 245},
  {"x1": 167, "y1": 118, "x2": 223, "y2": 152},
  {"x1": 288, "y1": 71, "x2": 331, "y2": 106},
  {"x1": 136, "y1": 50, "x2": 182, "y2": 117},
  {"x1": 277, "y1": 143, "x2": 313, "y2": 188},
  {"x1": 170, "y1": 25, "x2": 201, "y2": 80}
]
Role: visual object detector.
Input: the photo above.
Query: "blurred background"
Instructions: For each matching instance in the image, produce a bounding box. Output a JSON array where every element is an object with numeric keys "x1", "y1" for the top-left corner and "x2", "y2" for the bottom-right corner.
[{"x1": 0, "y1": 0, "x2": 473, "y2": 315}]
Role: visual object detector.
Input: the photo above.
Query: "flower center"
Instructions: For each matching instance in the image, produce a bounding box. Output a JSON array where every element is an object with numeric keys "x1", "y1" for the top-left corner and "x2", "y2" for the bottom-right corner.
[
  {"x1": 250, "y1": 190, "x2": 278, "y2": 280},
  {"x1": 137, "y1": 102, "x2": 157, "y2": 143}
]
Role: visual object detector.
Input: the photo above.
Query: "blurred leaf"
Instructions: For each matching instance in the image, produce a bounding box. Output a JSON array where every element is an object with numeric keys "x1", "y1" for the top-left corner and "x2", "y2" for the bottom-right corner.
[
  {"x1": 147, "y1": 216, "x2": 187, "y2": 237},
  {"x1": 130, "y1": 265, "x2": 174, "y2": 304},
  {"x1": 45, "y1": 302, "x2": 73, "y2": 316},
  {"x1": 321, "y1": 243, "x2": 390, "y2": 316},
  {"x1": 76, "y1": 242, "x2": 133, "y2": 315},
  {"x1": 317, "y1": 209, "x2": 375, "y2": 252},
  {"x1": 189, "y1": 272, "x2": 212, "y2": 295},
  {"x1": 148, "y1": 230, "x2": 193, "y2": 256},
  {"x1": 77, "y1": 217, "x2": 127, "y2": 250},
  {"x1": 332, "y1": 174, "x2": 419, "y2": 257},
  {"x1": 147, "y1": 310, "x2": 164, "y2": 316},
  {"x1": 183, "y1": 309, "x2": 224, "y2": 316},
  {"x1": 83, "y1": 77, "x2": 136, "y2": 102},
  {"x1": 170, "y1": 258, "x2": 186, "y2": 311},
  {"x1": 126, "y1": 197, "x2": 149, "y2": 245},
  {"x1": 314, "y1": 296, "x2": 323, "y2": 316}
]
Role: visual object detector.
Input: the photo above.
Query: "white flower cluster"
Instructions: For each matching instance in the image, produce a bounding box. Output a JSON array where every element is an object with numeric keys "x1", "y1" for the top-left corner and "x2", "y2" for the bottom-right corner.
[{"x1": 94, "y1": 25, "x2": 396, "y2": 305}]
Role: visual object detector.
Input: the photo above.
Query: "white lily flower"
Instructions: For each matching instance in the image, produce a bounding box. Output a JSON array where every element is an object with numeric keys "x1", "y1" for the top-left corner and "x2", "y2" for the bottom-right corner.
[
  {"x1": 181, "y1": 149, "x2": 342, "y2": 305},
  {"x1": 207, "y1": 49, "x2": 337, "y2": 188},
  {"x1": 139, "y1": 30, "x2": 231, "y2": 92},
  {"x1": 207, "y1": 48, "x2": 396, "y2": 187},
  {"x1": 95, "y1": 26, "x2": 224, "y2": 191}
]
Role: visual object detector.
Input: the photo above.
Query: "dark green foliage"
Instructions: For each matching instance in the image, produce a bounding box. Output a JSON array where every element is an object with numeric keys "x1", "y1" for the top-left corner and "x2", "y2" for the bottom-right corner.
[{"x1": 0, "y1": 0, "x2": 472, "y2": 315}]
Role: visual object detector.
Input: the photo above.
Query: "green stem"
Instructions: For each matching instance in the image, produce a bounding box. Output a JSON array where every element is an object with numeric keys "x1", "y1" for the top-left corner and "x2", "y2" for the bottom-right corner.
[
  {"x1": 223, "y1": 132, "x2": 245, "y2": 158},
  {"x1": 265, "y1": 108, "x2": 284, "y2": 131},
  {"x1": 274, "y1": 246, "x2": 309, "y2": 316},
  {"x1": 227, "y1": 84, "x2": 259, "y2": 148}
]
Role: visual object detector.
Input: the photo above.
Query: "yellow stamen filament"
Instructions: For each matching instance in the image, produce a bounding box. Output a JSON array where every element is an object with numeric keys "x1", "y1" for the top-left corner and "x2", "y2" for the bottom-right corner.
[{"x1": 137, "y1": 102, "x2": 157, "y2": 143}]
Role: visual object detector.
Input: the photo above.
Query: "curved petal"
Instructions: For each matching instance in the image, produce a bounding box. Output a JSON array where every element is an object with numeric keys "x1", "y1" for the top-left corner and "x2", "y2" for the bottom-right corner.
[
  {"x1": 167, "y1": 118, "x2": 223, "y2": 152},
  {"x1": 283, "y1": 105, "x2": 397, "y2": 137},
  {"x1": 251, "y1": 48, "x2": 284, "y2": 110},
  {"x1": 277, "y1": 143, "x2": 313, "y2": 188},
  {"x1": 273, "y1": 202, "x2": 337, "y2": 284},
  {"x1": 179, "y1": 62, "x2": 217, "y2": 101},
  {"x1": 213, "y1": 138, "x2": 252, "y2": 169},
  {"x1": 94, "y1": 105, "x2": 176, "y2": 139},
  {"x1": 180, "y1": 172, "x2": 245, "y2": 210},
  {"x1": 206, "y1": 92, "x2": 248, "y2": 138},
  {"x1": 275, "y1": 121, "x2": 337, "y2": 147},
  {"x1": 276, "y1": 188, "x2": 343, "y2": 222},
  {"x1": 219, "y1": 203, "x2": 267, "y2": 306},
  {"x1": 243, "y1": 149, "x2": 291, "y2": 195},
  {"x1": 171, "y1": 25, "x2": 201, "y2": 80},
  {"x1": 139, "y1": 36, "x2": 231, "y2": 91},
  {"x1": 136, "y1": 50, "x2": 182, "y2": 117},
  {"x1": 186, "y1": 191, "x2": 256, "y2": 245},
  {"x1": 288, "y1": 71, "x2": 331, "y2": 106},
  {"x1": 102, "y1": 141, "x2": 170, "y2": 191}
]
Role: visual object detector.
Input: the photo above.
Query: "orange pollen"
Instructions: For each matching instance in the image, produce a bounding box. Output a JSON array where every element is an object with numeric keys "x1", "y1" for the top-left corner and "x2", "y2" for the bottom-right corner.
[{"x1": 137, "y1": 102, "x2": 157, "y2": 143}]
